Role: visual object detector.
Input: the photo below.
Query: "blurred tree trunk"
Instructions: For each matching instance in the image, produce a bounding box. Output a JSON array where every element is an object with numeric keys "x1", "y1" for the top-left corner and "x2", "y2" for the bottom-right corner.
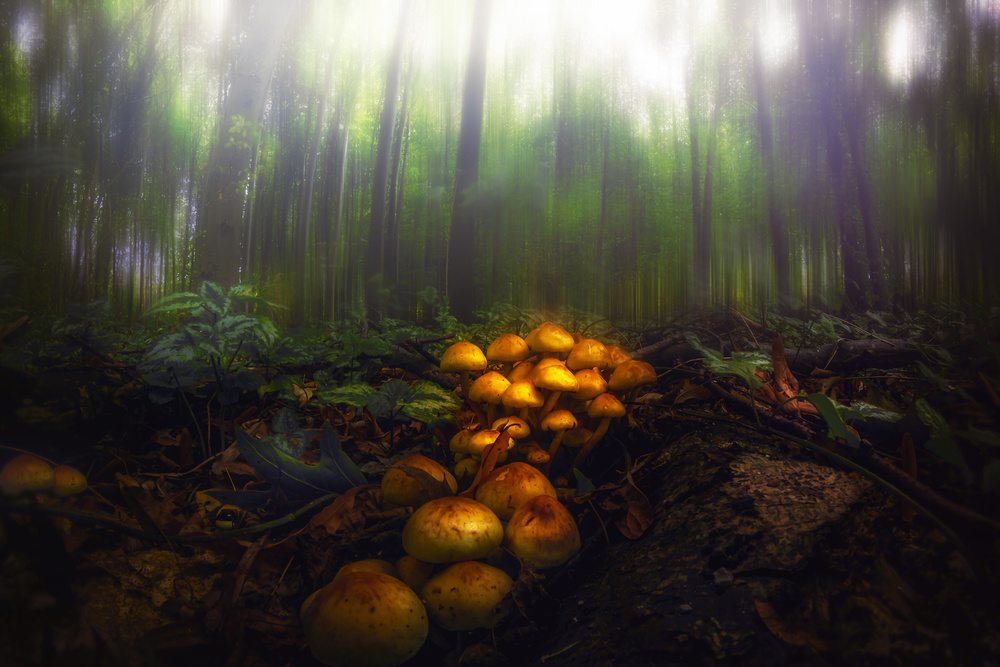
[
  {"x1": 447, "y1": 0, "x2": 492, "y2": 323},
  {"x1": 384, "y1": 83, "x2": 411, "y2": 310},
  {"x1": 752, "y1": 28, "x2": 790, "y2": 307},
  {"x1": 193, "y1": 0, "x2": 291, "y2": 290},
  {"x1": 366, "y1": 3, "x2": 409, "y2": 316}
]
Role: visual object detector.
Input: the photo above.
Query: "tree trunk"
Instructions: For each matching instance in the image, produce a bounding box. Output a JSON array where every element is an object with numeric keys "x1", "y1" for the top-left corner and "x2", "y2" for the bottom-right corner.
[
  {"x1": 447, "y1": 0, "x2": 492, "y2": 323},
  {"x1": 752, "y1": 28, "x2": 790, "y2": 307},
  {"x1": 366, "y1": 3, "x2": 409, "y2": 316},
  {"x1": 193, "y1": 0, "x2": 291, "y2": 290},
  {"x1": 686, "y1": 70, "x2": 703, "y2": 307}
]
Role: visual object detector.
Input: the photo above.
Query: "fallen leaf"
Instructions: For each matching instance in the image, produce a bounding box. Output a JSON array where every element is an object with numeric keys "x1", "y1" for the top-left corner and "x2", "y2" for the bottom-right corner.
[{"x1": 754, "y1": 599, "x2": 828, "y2": 651}]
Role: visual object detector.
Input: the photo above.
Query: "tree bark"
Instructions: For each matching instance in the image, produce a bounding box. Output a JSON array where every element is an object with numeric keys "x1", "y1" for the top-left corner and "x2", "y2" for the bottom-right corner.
[
  {"x1": 193, "y1": 0, "x2": 292, "y2": 290},
  {"x1": 447, "y1": 0, "x2": 492, "y2": 323},
  {"x1": 366, "y1": 3, "x2": 409, "y2": 316}
]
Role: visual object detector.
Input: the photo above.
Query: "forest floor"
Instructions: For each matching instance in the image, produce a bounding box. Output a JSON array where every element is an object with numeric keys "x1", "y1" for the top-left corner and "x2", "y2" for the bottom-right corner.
[{"x1": 1, "y1": 308, "x2": 999, "y2": 667}]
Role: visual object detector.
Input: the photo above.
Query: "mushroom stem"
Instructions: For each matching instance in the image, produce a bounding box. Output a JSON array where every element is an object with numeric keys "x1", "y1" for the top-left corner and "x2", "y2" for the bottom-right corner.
[
  {"x1": 538, "y1": 390, "x2": 563, "y2": 422},
  {"x1": 542, "y1": 429, "x2": 567, "y2": 475},
  {"x1": 570, "y1": 417, "x2": 611, "y2": 471}
]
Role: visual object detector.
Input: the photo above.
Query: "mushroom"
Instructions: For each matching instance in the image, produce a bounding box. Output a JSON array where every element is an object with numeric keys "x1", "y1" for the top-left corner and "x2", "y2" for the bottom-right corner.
[
  {"x1": 504, "y1": 494, "x2": 581, "y2": 569},
  {"x1": 469, "y1": 371, "x2": 511, "y2": 425},
  {"x1": 608, "y1": 359, "x2": 658, "y2": 407},
  {"x1": 439, "y1": 341, "x2": 488, "y2": 424},
  {"x1": 570, "y1": 392, "x2": 626, "y2": 472},
  {"x1": 507, "y1": 359, "x2": 536, "y2": 383},
  {"x1": 541, "y1": 409, "x2": 578, "y2": 473},
  {"x1": 300, "y1": 571, "x2": 428, "y2": 667},
  {"x1": 381, "y1": 453, "x2": 458, "y2": 507},
  {"x1": 533, "y1": 362, "x2": 580, "y2": 421},
  {"x1": 527, "y1": 322, "x2": 575, "y2": 358},
  {"x1": 474, "y1": 461, "x2": 557, "y2": 520},
  {"x1": 394, "y1": 555, "x2": 435, "y2": 592},
  {"x1": 0, "y1": 454, "x2": 55, "y2": 496},
  {"x1": 566, "y1": 338, "x2": 611, "y2": 372},
  {"x1": 333, "y1": 558, "x2": 399, "y2": 581},
  {"x1": 572, "y1": 368, "x2": 608, "y2": 403},
  {"x1": 605, "y1": 344, "x2": 633, "y2": 370},
  {"x1": 486, "y1": 333, "x2": 529, "y2": 378},
  {"x1": 420, "y1": 560, "x2": 513, "y2": 631},
  {"x1": 501, "y1": 379, "x2": 545, "y2": 428},
  {"x1": 401, "y1": 496, "x2": 503, "y2": 564},
  {"x1": 52, "y1": 465, "x2": 87, "y2": 498}
]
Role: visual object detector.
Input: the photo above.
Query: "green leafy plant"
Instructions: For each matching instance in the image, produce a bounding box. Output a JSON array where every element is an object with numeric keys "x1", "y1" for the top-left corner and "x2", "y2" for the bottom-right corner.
[
  {"x1": 138, "y1": 281, "x2": 286, "y2": 457},
  {"x1": 319, "y1": 378, "x2": 462, "y2": 430}
]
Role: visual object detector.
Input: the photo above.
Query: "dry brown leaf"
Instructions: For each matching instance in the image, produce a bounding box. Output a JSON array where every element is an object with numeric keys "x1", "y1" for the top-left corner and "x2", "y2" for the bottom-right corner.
[{"x1": 754, "y1": 599, "x2": 828, "y2": 651}]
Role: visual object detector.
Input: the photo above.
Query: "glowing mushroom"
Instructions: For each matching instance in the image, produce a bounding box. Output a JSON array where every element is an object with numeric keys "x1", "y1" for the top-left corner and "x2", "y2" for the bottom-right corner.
[
  {"x1": 570, "y1": 392, "x2": 626, "y2": 472},
  {"x1": 439, "y1": 341, "x2": 488, "y2": 424},
  {"x1": 486, "y1": 333, "x2": 529, "y2": 378},
  {"x1": 504, "y1": 494, "x2": 581, "y2": 569},
  {"x1": 540, "y1": 409, "x2": 578, "y2": 474}
]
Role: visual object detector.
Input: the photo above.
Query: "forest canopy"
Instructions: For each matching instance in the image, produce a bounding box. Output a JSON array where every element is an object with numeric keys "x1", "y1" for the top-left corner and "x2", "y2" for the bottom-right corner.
[{"x1": 0, "y1": 0, "x2": 997, "y2": 325}]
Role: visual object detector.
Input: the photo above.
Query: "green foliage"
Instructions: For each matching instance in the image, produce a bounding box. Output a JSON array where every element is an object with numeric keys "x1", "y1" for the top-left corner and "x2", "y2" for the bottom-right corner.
[
  {"x1": 234, "y1": 420, "x2": 366, "y2": 500},
  {"x1": 803, "y1": 393, "x2": 866, "y2": 450},
  {"x1": 686, "y1": 334, "x2": 772, "y2": 391},
  {"x1": 912, "y1": 398, "x2": 974, "y2": 486},
  {"x1": 319, "y1": 378, "x2": 461, "y2": 428}
]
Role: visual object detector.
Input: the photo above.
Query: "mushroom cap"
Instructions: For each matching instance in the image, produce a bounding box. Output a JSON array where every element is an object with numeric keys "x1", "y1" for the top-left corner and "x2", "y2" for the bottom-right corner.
[
  {"x1": 333, "y1": 559, "x2": 399, "y2": 581},
  {"x1": 532, "y1": 363, "x2": 580, "y2": 393},
  {"x1": 507, "y1": 360, "x2": 535, "y2": 382},
  {"x1": 491, "y1": 416, "x2": 531, "y2": 440},
  {"x1": 528, "y1": 322, "x2": 575, "y2": 355},
  {"x1": 381, "y1": 454, "x2": 458, "y2": 507},
  {"x1": 420, "y1": 561, "x2": 513, "y2": 631},
  {"x1": 467, "y1": 429, "x2": 503, "y2": 457},
  {"x1": 504, "y1": 494, "x2": 581, "y2": 569},
  {"x1": 486, "y1": 334, "x2": 529, "y2": 364},
  {"x1": 608, "y1": 359, "x2": 657, "y2": 392},
  {"x1": 605, "y1": 345, "x2": 633, "y2": 370},
  {"x1": 0, "y1": 454, "x2": 55, "y2": 496},
  {"x1": 501, "y1": 379, "x2": 545, "y2": 409},
  {"x1": 394, "y1": 555, "x2": 435, "y2": 592},
  {"x1": 474, "y1": 462, "x2": 557, "y2": 520},
  {"x1": 468, "y1": 371, "x2": 511, "y2": 405},
  {"x1": 449, "y1": 429, "x2": 474, "y2": 454},
  {"x1": 528, "y1": 356, "x2": 565, "y2": 380},
  {"x1": 566, "y1": 338, "x2": 611, "y2": 371},
  {"x1": 572, "y1": 368, "x2": 608, "y2": 401},
  {"x1": 439, "y1": 341, "x2": 487, "y2": 373},
  {"x1": 587, "y1": 393, "x2": 627, "y2": 419},
  {"x1": 402, "y1": 496, "x2": 503, "y2": 564},
  {"x1": 301, "y1": 571, "x2": 428, "y2": 667},
  {"x1": 52, "y1": 464, "x2": 87, "y2": 497},
  {"x1": 541, "y1": 409, "x2": 578, "y2": 433}
]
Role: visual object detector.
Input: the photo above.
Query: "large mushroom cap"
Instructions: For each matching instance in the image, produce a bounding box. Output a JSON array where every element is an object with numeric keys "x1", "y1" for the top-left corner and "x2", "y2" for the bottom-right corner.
[
  {"x1": 504, "y1": 494, "x2": 581, "y2": 569},
  {"x1": 587, "y1": 392, "x2": 627, "y2": 419},
  {"x1": 420, "y1": 561, "x2": 513, "y2": 631},
  {"x1": 300, "y1": 571, "x2": 428, "y2": 667},
  {"x1": 532, "y1": 363, "x2": 580, "y2": 393},
  {"x1": 52, "y1": 465, "x2": 87, "y2": 497},
  {"x1": 439, "y1": 341, "x2": 487, "y2": 373},
  {"x1": 572, "y1": 368, "x2": 608, "y2": 401},
  {"x1": 402, "y1": 496, "x2": 503, "y2": 564},
  {"x1": 475, "y1": 462, "x2": 557, "y2": 520}
]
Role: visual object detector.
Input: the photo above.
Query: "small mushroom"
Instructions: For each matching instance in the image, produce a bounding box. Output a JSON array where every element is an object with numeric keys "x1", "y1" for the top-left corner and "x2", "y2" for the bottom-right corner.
[
  {"x1": 570, "y1": 392, "x2": 626, "y2": 472},
  {"x1": 474, "y1": 462, "x2": 557, "y2": 520},
  {"x1": 0, "y1": 454, "x2": 55, "y2": 496},
  {"x1": 52, "y1": 465, "x2": 87, "y2": 498},
  {"x1": 486, "y1": 333, "x2": 529, "y2": 378},
  {"x1": 541, "y1": 409, "x2": 578, "y2": 474},
  {"x1": 440, "y1": 341, "x2": 488, "y2": 424},
  {"x1": 381, "y1": 453, "x2": 457, "y2": 507}
]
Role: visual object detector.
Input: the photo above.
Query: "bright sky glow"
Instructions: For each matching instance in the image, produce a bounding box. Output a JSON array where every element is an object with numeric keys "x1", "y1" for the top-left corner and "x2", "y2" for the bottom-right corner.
[
  {"x1": 885, "y1": 8, "x2": 925, "y2": 85},
  {"x1": 758, "y1": 4, "x2": 798, "y2": 68}
]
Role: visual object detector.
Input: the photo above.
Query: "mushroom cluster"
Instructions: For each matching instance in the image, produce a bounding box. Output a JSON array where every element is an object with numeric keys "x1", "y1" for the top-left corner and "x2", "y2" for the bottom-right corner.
[
  {"x1": 0, "y1": 453, "x2": 87, "y2": 498},
  {"x1": 303, "y1": 449, "x2": 583, "y2": 665},
  {"x1": 439, "y1": 323, "x2": 656, "y2": 481}
]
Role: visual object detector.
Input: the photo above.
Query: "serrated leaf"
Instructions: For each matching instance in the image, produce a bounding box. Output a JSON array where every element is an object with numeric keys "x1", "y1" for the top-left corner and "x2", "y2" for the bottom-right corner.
[
  {"x1": 849, "y1": 401, "x2": 904, "y2": 423},
  {"x1": 234, "y1": 422, "x2": 364, "y2": 500},
  {"x1": 319, "y1": 383, "x2": 377, "y2": 409},
  {"x1": 804, "y1": 393, "x2": 865, "y2": 449},
  {"x1": 272, "y1": 407, "x2": 299, "y2": 434},
  {"x1": 914, "y1": 398, "x2": 949, "y2": 437}
]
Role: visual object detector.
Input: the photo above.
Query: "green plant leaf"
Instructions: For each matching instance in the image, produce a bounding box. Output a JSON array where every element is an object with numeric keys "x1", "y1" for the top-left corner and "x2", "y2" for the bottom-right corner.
[
  {"x1": 686, "y1": 334, "x2": 771, "y2": 390},
  {"x1": 234, "y1": 422, "x2": 365, "y2": 500},
  {"x1": 803, "y1": 393, "x2": 865, "y2": 449}
]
